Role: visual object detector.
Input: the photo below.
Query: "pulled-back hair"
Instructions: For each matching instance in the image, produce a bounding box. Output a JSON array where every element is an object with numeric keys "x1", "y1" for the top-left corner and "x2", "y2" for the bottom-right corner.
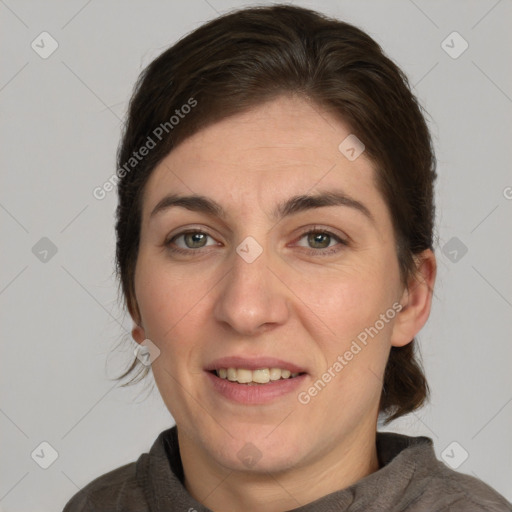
[{"x1": 114, "y1": 4, "x2": 436, "y2": 424}]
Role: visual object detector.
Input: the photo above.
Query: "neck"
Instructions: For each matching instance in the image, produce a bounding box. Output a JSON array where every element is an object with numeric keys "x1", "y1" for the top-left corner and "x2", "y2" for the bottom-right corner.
[{"x1": 178, "y1": 422, "x2": 380, "y2": 512}]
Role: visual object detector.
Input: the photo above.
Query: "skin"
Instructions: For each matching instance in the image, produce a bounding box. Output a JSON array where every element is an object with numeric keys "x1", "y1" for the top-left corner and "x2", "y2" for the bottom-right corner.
[{"x1": 131, "y1": 95, "x2": 436, "y2": 512}]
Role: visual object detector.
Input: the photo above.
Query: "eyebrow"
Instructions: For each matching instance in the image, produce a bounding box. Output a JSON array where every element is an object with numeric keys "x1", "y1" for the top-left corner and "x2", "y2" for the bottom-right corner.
[{"x1": 149, "y1": 190, "x2": 374, "y2": 224}]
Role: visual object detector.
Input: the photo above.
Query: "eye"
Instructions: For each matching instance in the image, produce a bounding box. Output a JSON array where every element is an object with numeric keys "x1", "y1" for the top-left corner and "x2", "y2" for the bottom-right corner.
[
  {"x1": 294, "y1": 228, "x2": 347, "y2": 255},
  {"x1": 165, "y1": 230, "x2": 219, "y2": 253},
  {"x1": 164, "y1": 227, "x2": 347, "y2": 257},
  {"x1": 298, "y1": 232, "x2": 336, "y2": 249}
]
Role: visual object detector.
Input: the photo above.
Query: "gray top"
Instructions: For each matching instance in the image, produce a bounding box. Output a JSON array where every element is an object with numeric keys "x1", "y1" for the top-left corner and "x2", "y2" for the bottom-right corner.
[{"x1": 63, "y1": 426, "x2": 511, "y2": 511}]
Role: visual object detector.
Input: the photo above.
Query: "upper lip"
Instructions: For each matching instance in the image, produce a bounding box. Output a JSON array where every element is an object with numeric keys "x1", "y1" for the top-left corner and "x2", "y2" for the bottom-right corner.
[{"x1": 204, "y1": 356, "x2": 307, "y2": 374}]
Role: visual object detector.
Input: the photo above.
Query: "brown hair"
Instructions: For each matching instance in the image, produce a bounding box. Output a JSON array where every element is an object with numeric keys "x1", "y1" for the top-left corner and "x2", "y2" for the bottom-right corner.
[{"x1": 114, "y1": 4, "x2": 436, "y2": 424}]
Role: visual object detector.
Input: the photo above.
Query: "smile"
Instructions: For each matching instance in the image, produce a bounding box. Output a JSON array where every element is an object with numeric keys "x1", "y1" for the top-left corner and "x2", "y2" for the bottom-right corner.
[{"x1": 214, "y1": 367, "x2": 303, "y2": 384}]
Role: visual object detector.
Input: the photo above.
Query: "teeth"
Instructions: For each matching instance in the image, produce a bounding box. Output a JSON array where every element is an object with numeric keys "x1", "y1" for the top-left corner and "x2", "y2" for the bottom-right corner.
[
  {"x1": 236, "y1": 368, "x2": 252, "y2": 384},
  {"x1": 252, "y1": 369, "x2": 270, "y2": 383},
  {"x1": 269, "y1": 368, "x2": 281, "y2": 381},
  {"x1": 215, "y1": 367, "x2": 301, "y2": 384}
]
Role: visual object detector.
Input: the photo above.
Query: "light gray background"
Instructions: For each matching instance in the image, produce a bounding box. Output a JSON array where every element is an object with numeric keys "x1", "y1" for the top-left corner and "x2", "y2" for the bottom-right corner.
[{"x1": 1, "y1": 1, "x2": 511, "y2": 510}]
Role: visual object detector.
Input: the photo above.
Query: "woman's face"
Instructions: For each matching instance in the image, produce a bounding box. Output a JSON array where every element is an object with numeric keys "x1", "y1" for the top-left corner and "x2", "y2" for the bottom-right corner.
[{"x1": 133, "y1": 95, "x2": 411, "y2": 472}]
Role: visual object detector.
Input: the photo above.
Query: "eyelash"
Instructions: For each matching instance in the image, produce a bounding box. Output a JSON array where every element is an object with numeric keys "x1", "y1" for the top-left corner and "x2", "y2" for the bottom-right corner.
[{"x1": 164, "y1": 227, "x2": 348, "y2": 257}]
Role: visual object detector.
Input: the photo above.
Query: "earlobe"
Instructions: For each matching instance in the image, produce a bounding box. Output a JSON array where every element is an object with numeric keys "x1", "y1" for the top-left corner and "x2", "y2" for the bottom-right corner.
[
  {"x1": 132, "y1": 323, "x2": 146, "y2": 345},
  {"x1": 391, "y1": 249, "x2": 437, "y2": 348},
  {"x1": 128, "y1": 295, "x2": 146, "y2": 344}
]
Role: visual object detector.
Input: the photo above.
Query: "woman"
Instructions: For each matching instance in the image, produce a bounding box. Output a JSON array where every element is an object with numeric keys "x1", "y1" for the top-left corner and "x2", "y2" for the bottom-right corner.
[{"x1": 64, "y1": 4, "x2": 511, "y2": 511}]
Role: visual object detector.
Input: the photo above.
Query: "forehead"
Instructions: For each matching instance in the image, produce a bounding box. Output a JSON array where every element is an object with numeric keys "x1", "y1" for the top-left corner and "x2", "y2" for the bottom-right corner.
[{"x1": 141, "y1": 95, "x2": 385, "y2": 223}]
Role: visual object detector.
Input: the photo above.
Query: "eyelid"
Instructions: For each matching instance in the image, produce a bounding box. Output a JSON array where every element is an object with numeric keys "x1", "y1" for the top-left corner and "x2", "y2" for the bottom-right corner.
[
  {"x1": 293, "y1": 225, "x2": 348, "y2": 244},
  {"x1": 164, "y1": 224, "x2": 349, "y2": 255},
  {"x1": 173, "y1": 232, "x2": 217, "y2": 248},
  {"x1": 164, "y1": 227, "x2": 220, "y2": 250},
  {"x1": 164, "y1": 224, "x2": 220, "y2": 243}
]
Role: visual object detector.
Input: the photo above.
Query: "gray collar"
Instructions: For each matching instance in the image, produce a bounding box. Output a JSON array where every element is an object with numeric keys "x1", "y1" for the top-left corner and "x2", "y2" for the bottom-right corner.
[{"x1": 136, "y1": 426, "x2": 439, "y2": 511}]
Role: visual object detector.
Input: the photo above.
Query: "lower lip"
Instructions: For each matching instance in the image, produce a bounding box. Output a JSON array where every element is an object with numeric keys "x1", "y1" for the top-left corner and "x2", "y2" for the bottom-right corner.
[{"x1": 205, "y1": 371, "x2": 307, "y2": 405}]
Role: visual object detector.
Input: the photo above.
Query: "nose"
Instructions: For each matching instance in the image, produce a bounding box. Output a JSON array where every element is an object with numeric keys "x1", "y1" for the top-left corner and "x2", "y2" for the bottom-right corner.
[{"x1": 213, "y1": 240, "x2": 290, "y2": 336}]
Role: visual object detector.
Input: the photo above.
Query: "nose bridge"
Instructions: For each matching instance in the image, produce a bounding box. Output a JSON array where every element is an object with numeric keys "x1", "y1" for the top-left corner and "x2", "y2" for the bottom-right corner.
[{"x1": 213, "y1": 234, "x2": 288, "y2": 334}]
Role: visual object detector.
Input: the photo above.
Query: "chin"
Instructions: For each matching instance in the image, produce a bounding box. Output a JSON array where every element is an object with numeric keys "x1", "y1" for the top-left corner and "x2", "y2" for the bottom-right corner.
[{"x1": 206, "y1": 424, "x2": 306, "y2": 473}]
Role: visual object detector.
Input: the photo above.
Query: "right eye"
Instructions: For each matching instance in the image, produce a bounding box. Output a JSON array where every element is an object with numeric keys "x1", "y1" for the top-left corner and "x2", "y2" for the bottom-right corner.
[{"x1": 165, "y1": 230, "x2": 220, "y2": 254}]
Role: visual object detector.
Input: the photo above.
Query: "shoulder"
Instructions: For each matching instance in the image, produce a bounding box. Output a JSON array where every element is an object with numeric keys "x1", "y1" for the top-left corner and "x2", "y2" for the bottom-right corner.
[
  {"x1": 62, "y1": 458, "x2": 148, "y2": 511},
  {"x1": 62, "y1": 426, "x2": 186, "y2": 512},
  {"x1": 377, "y1": 432, "x2": 511, "y2": 511},
  {"x1": 418, "y1": 462, "x2": 512, "y2": 512}
]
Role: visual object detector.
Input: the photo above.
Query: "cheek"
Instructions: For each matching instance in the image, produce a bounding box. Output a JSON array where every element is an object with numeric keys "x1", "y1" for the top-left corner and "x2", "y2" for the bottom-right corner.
[
  {"x1": 299, "y1": 273, "x2": 397, "y2": 420},
  {"x1": 134, "y1": 253, "x2": 206, "y2": 345},
  {"x1": 134, "y1": 256, "x2": 211, "y2": 418},
  {"x1": 295, "y1": 259, "x2": 400, "y2": 341},
  {"x1": 294, "y1": 254, "x2": 400, "y2": 401}
]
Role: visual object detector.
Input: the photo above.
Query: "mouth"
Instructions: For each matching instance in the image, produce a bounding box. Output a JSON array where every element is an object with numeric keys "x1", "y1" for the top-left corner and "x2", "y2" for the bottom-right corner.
[
  {"x1": 209, "y1": 367, "x2": 306, "y2": 385},
  {"x1": 204, "y1": 357, "x2": 308, "y2": 404}
]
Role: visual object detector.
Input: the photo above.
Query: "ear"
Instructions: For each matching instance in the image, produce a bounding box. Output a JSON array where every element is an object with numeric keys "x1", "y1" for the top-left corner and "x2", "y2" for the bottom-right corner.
[
  {"x1": 391, "y1": 249, "x2": 436, "y2": 348},
  {"x1": 127, "y1": 295, "x2": 146, "y2": 345},
  {"x1": 132, "y1": 322, "x2": 146, "y2": 345}
]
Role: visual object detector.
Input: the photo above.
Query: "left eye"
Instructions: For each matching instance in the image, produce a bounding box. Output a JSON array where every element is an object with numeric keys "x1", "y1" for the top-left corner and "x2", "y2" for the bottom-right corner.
[
  {"x1": 295, "y1": 230, "x2": 343, "y2": 250},
  {"x1": 165, "y1": 229, "x2": 345, "y2": 255}
]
